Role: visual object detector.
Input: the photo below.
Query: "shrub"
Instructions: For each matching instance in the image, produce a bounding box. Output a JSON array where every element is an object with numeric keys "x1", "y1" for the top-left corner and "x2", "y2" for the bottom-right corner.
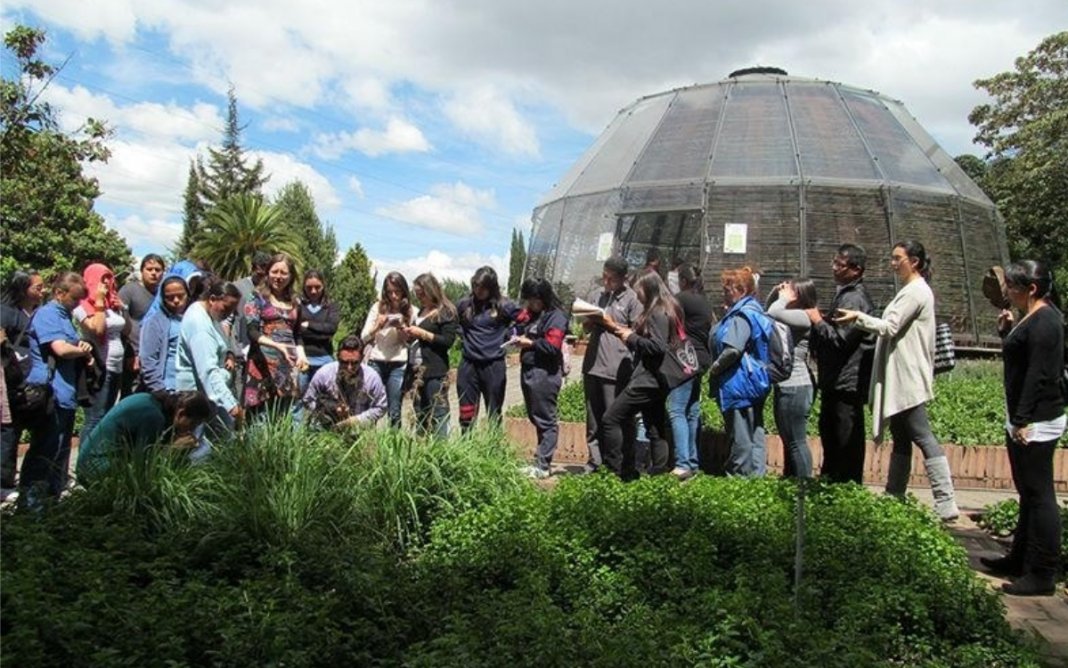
[{"x1": 408, "y1": 476, "x2": 1038, "y2": 667}]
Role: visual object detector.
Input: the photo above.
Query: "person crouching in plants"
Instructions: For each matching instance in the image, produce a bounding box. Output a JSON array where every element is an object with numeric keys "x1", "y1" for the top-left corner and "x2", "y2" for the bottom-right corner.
[
  {"x1": 75, "y1": 390, "x2": 213, "y2": 484},
  {"x1": 302, "y1": 335, "x2": 387, "y2": 430},
  {"x1": 514, "y1": 278, "x2": 569, "y2": 479},
  {"x1": 980, "y1": 260, "x2": 1065, "y2": 596}
]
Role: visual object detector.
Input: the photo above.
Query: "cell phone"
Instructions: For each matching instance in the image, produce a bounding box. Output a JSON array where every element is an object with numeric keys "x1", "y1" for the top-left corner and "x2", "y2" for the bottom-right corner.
[{"x1": 386, "y1": 313, "x2": 403, "y2": 324}]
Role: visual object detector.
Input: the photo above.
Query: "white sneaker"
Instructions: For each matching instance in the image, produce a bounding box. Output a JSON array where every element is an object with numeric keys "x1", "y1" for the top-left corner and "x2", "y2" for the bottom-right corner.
[{"x1": 522, "y1": 465, "x2": 550, "y2": 480}]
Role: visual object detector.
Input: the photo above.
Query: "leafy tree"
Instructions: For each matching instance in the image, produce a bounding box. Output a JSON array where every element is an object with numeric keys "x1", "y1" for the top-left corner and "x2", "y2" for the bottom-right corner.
[
  {"x1": 0, "y1": 25, "x2": 132, "y2": 280},
  {"x1": 506, "y1": 228, "x2": 526, "y2": 297},
  {"x1": 196, "y1": 86, "x2": 268, "y2": 206},
  {"x1": 953, "y1": 154, "x2": 988, "y2": 185},
  {"x1": 192, "y1": 195, "x2": 299, "y2": 280},
  {"x1": 273, "y1": 181, "x2": 338, "y2": 283},
  {"x1": 969, "y1": 31, "x2": 1068, "y2": 287},
  {"x1": 176, "y1": 160, "x2": 205, "y2": 258},
  {"x1": 442, "y1": 278, "x2": 468, "y2": 305},
  {"x1": 332, "y1": 243, "x2": 376, "y2": 337}
]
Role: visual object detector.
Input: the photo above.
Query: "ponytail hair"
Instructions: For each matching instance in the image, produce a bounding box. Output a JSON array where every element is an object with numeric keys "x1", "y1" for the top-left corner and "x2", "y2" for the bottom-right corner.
[{"x1": 894, "y1": 239, "x2": 932, "y2": 282}]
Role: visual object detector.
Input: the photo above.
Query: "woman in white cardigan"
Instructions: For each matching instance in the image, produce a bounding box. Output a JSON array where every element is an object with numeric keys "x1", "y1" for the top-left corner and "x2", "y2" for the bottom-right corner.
[{"x1": 836, "y1": 240, "x2": 959, "y2": 521}]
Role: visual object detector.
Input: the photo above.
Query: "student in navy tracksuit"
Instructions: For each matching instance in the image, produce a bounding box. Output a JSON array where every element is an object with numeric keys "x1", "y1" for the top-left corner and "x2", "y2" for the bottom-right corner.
[
  {"x1": 514, "y1": 278, "x2": 569, "y2": 478},
  {"x1": 456, "y1": 266, "x2": 520, "y2": 431}
]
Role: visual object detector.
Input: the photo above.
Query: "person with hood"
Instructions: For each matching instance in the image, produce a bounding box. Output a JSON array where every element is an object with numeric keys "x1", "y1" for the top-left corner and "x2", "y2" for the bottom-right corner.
[
  {"x1": 139, "y1": 276, "x2": 190, "y2": 392},
  {"x1": 73, "y1": 263, "x2": 131, "y2": 439}
]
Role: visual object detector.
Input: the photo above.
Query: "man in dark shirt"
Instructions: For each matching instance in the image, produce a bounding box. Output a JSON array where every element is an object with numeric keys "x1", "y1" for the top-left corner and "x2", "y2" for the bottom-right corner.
[
  {"x1": 806, "y1": 243, "x2": 875, "y2": 483},
  {"x1": 582, "y1": 256, "x2": 643, "y2": 473}
]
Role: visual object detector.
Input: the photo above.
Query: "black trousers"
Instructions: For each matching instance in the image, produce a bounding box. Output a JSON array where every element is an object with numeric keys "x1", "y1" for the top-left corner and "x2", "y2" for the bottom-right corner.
[
  {"x1": 818, "y1": 389, "x2": 866, "y2": 483},
  {"x1": 584, "y1": 375, "x2": 633, "y2": 471},
  {"x1": 601, "y1": 383, "x2": 669, "y2": 481},
  {"x1": 1006, "y1": 436, "x2": 1062, "y2": 578},
  {"x1": 456, "y1": 357, "x2": 506, "y2": 431}
]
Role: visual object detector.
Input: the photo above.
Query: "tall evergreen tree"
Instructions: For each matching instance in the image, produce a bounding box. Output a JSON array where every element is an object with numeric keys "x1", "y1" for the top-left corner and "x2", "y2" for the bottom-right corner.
[
  {"x1": 195, "y1": 86, "x2": 268, "y2": 209},
  {"x1": 507, "y1": 228, "x2": 526, "y2": 297},
  {"x1": 177, "y1": 160, "x2": 205, "y2": 257},
  {"x1": 273, "y1": 181, "x2": 338, "y2": 283},
  {"x1": 332, "y1": 243, "x2": 376, "y2": 337}
]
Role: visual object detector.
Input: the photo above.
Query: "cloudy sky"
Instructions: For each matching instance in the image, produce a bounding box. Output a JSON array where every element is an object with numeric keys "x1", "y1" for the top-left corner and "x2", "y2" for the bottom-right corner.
[{"x1": 2, "y1": 1, "x2": 1063, "y2": 283}]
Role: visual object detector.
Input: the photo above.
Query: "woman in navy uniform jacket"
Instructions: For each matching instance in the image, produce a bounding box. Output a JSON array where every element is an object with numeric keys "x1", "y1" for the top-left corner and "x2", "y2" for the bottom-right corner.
[
  {"x1": 514, "y1": 278, "x2": 569, "y2": 478},
  {"x1": 455, "y1": 266, "x2": 520, "y2": 431}
]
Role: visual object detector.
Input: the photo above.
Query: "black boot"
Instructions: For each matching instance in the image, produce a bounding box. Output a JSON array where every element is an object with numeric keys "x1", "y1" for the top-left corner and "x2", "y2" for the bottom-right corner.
[
  {"x1": 1001, "y1": 573, "x2": 1056, "y2": 596},
  {"x1": 979, "y1": 554, "x2": 1023, "y2": 577}
]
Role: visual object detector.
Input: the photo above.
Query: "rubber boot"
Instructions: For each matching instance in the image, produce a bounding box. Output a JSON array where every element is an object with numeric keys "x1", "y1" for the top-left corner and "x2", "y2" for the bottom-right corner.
[
  {"x1": 923, "y1": 455, "x2": 960, "y2": 522},
  {"x1": 885, "y1": 451, "x2": 911, "y2": 497}
]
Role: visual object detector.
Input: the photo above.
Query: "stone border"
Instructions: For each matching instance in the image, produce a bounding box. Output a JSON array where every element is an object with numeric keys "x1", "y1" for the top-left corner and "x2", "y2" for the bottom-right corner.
[{"x1": 504, "y1": 418, "x2": 1068, "y2": 492}]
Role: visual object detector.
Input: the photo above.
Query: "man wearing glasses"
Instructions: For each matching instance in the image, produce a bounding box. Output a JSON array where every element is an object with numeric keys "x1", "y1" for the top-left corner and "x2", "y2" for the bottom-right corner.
[
  {"x1": 806, "y1": 244, "x2": 876, "y2": 483},
  {"x1": 302, "y1": 334, "x2": 386, "y2": 430}
]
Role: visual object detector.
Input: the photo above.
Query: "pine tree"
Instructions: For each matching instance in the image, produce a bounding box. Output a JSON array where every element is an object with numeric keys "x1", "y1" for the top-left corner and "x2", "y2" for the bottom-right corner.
[
  {"x1": 273, "y1": 181, "x2": 338, "y2": 283},
  {"x1": 195, "y1": 86, "x2": 268, "y2": 209},
  {"x1": 177, "y1": 160, "x2": 205, "y2": 257},
  {"x1": 507, "y1": 228, "x2": 527, "y2": 297},
  {"x1": 332, "y1": 243, "x2": 376, "y2": 337}
]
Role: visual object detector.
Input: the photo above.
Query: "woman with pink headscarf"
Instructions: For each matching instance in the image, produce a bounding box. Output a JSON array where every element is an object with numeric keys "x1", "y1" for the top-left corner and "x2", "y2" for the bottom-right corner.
[{"x1": 73, "y1": 263, "x2": 132, "y2": 440}]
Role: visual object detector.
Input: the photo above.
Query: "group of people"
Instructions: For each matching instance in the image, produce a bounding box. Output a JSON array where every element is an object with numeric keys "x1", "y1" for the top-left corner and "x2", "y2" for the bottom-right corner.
[{"x1": 0, "y1": 241, "x2": 1063, "y2": 595}]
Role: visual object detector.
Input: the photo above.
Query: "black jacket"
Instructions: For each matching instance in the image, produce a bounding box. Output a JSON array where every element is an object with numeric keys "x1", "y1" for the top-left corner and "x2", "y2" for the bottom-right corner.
[
  {"x1": 299, "y1": 302, "x2": 340, "y2": 359},
  {"x1": 1001, "y1": 306, "x2": 1066, "y2": 427},
  {"x1": 809, "y1": 279, "x2": 875, "y2": 395}
]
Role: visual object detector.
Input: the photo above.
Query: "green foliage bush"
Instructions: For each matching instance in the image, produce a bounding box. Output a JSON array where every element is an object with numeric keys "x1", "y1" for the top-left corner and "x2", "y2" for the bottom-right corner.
[
  {"x1": 408, "y1": 476, "x2": 1036, "y2": 667},
  {"x1": 976, "y1": 498, "x2": 1068, "y2": 582},
  {"x1": 2, "y1": 427, "x2": 1039, "y2": 666}
]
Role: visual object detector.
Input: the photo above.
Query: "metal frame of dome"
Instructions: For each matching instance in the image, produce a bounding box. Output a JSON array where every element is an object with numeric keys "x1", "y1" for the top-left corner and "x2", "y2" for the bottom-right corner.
[{"x1": 525, "y1": 70, "x2": 1008, "y2": 345}]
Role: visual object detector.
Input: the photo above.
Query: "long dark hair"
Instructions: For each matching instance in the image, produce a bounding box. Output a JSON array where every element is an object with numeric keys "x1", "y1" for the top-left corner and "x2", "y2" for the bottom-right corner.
[
  {"x1": 303, "y1": 269, "x2": 330, "y2": 305},
  {"x1": 1004, "y1": 260, "x2": 1057, "y2": 305},
  {"x1": 520, "y1": 277, "x2": 563, "y2": 313},
  {"x1": 894, "y1": 239, "x2": 932, "y2": 282},
  {"x1": 768, "y1": 277, "x2": 819, "y2": 310},
  {"x1": 676, "y1": 263, "x2": 703, "y2": 294},
  {"x1": 1, "y1": 270, "x2": 40, "y2": 307},
  {"x1": 464, "y1": 266, "x2": 505, "y2": 323},
  {"x1": 633, "y1": 272, "x2": 683, "y2": 342},
  {"x1": 152, "y1": 390, "x2": 212, "y2": 425},
  {"x1": 378, "y1": 272, "x2": 412, "y2": 325}
]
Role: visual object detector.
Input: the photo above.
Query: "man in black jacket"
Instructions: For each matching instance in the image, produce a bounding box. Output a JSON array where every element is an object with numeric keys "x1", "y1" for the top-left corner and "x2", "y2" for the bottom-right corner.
[{"x1": 807, "y1": 243, "x2": 875, "y2": 483}]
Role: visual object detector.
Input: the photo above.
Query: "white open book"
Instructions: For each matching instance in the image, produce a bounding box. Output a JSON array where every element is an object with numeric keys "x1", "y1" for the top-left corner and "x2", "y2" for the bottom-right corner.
[{"x1": 571, "y1": 297, "x2": 606, "y2": 319}]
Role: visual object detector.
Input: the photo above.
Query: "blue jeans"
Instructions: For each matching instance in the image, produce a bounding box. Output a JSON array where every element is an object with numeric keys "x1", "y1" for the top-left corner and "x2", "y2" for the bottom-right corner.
[
  {"x1": 724, "y1": 398, "x2": 767, "y2": 477},
  {"x1": 414, "y1": 375, "x2": 450, "y2": 439},
  {"x1": 773, "y1": 384, "x2": 813, "y2": 478},
  {"x1": 19, "y1": 405, "x2": 76, "y2": 506},
  {"x1": 81, "y1": 369, "x2": 121, "y2": 442},
  {"x1": 369, "y1": 360, "x2": 406, "y2": 428},
  {"x1": 1, "y1": 420, "x2": 24, "y2": 488},
  {"x1": 667, "y1": 375, "x2": 702, "y2": 471}
]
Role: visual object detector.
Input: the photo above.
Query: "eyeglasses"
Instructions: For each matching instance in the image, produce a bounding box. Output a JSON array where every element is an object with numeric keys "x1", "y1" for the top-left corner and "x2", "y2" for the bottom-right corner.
[{"x1": 338, "y1": 359, "x2": 360, "y2": 368}]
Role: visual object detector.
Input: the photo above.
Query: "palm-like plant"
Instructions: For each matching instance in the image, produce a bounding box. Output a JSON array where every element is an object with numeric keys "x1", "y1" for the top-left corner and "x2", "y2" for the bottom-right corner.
[{"x1": 192, "y1": 194, "x2": 301, "y2": 280}]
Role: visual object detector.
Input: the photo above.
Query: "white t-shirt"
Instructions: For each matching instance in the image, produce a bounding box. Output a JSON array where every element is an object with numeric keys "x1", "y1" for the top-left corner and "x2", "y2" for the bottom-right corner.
[
  {"x1": 73, "y1": 305, "x2": 127, "y2": 373},
  {"x1": 360, "y1": 302, "x2": 417, "y2": 363}
]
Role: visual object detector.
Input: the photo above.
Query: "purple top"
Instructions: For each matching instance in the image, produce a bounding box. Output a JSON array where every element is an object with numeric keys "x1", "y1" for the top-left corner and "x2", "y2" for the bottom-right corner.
[{"x1": 302, "y1": 362, "x2": 387, "y2": 425}]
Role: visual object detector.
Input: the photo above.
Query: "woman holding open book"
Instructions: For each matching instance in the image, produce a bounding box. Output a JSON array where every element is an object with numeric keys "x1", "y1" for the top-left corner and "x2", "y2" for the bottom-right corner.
[{"x1": 599, "y1": 271, "x2": 682, "y2": 480}]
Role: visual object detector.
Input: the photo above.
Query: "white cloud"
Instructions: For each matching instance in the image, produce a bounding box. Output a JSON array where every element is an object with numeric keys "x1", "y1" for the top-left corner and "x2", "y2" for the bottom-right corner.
[
  {"x1": 255, "y1": 151, "x2": 341, "y2": 210},
  {"x1": 106, "y1": 213, "x2": 183, "y2": 252},
  {"x1": 310, "y1": 117, "x2": 431, "y2": 159},
  {"x1": 370, "y1": 249, "x2": 508, "y2": 288},
  {"x1": 42, "y1": 84, "x2": 223, "y2": 144},
  {"x1": 347, "y1": 176, "x2": 365, "y2": 198},
  {"x1": 88, "y1": 139, "x2": 193, "y2": 214},
  {"x1": 374, "y1": 182, "x2": 495, "y2": 236},
  {"x1": 443, "y1": 86, "x2": 539, "y2": 157},
  {"x1": 261, "y1": 116, "x2": 300, "y2": 133}
]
